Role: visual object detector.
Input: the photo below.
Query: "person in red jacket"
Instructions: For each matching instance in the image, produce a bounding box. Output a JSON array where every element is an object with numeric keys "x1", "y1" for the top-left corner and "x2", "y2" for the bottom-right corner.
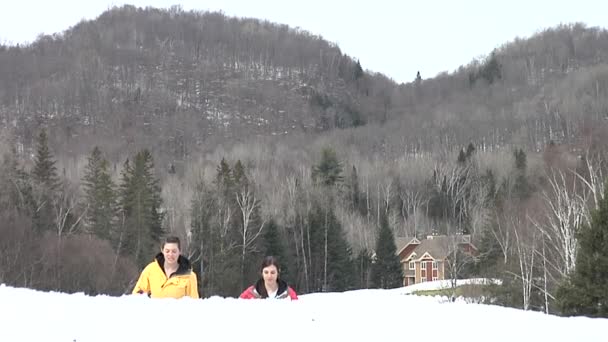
[{"x1": 240, "y1": 256, "x2": 298, "y2": 300}]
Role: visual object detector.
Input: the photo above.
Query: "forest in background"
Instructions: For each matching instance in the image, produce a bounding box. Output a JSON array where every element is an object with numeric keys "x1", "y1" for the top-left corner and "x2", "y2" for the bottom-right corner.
[{"x1": 1, "y1": 5, "x2": 608, "y2": 316}]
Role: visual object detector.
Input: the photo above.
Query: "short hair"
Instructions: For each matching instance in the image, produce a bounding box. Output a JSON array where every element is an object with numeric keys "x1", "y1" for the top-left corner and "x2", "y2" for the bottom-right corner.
[
  {"x1": 260, "y1": 255, "x2": 280, "y2": 273},
  {"x1": 161, "y1": 236, "x2": 181, "y2": 250}
]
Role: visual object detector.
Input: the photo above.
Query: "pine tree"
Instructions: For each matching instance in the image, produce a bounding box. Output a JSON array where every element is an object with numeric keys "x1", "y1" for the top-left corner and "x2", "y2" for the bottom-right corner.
[
  {"x1": 312, "y1": 148, "x2": 343, "y2": 187},
  {"x1": 354, "y1": 60, "x2": 364, "y2": 80},
  {"x1": 480, "y1": 51, "x2": 502, "y2": 84},
  {"x1": 32, "y1": 128, "x2": 61, "y2": 231},
  {"x1": 370, "y1": 213, "x2": 404, "y2": 289},
  {"x1": 354, "y1": 249, "x2": 372, "y2": 289},
  {"x1": 215, "y1": 158, "x2": 233, "y2": 189},
  {"x1": 206, "y1": 157, "x2": 242, "y2": 296},
  {"x1": 190, "y1": 175, "x2": 216, "y2": 296},
  {"x1": 325, "y1": 209, "x2": 355, "y2": 291},
  {"x1": 32, "y1": 129, "x2": 60, "y2": 190},
  {"x1": 457, "y1": 149, "x2": 467, "y2": 164},
  {"x1": 307, "y1": 201, "x2": 354, "y2": 292},
  {"x1": 513, "y1": 148, "x2": 531, "y2": 199},
  {"x1": 82, "y1": 147, "x2": 117, "y2": 241},
  {"x1": 415, "y1": 71, "x2": 422, "y2": 85},
  {"x1": 465, "y1": 143, "x2": 476, "y2": 159},
  {"x1": 477, "y1": 224, "x2": 503, "y2": 276},
  {"x1": 118, "y1": 150, "x2": 164, "y2": 267},
  {"x1": 262, "y1": 219, "x2": 291, "y2": 282},
  {"x1": 345, "y1": 165, "x2": 364, "y2": 214},
  {"x1": 232, "y1": 159, "x2": 248, "y2": 189},
  {"x1": 556, "y1": 182, "x2": 608, "y2": 317}
]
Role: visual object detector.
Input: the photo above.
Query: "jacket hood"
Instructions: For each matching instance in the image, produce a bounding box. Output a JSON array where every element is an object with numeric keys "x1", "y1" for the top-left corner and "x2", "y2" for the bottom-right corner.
[
  {"x1": 154, "y1": 252, "x2": 192, "y2": 277},
  {"x1": 254, "y1": 278, "x2": 289, "y2": 298}
]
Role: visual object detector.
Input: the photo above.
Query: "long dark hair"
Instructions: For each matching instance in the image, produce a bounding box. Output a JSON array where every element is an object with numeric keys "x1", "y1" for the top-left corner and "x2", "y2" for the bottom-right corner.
[
  {"x1": 256, "y1": 256, "x2": 282, "y2": 298},
  {"x1": 260, "y1": 255, "x2": 281, "y2": 274}
]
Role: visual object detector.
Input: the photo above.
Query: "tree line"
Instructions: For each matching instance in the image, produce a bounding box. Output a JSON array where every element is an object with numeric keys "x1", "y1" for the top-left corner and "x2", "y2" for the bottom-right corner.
[
  {"x1": 0, "y1": 128, "x2": 405, "y2": 297},
  {"x1": 2, "y1": 127, "x2": 607, "y2": 317}
]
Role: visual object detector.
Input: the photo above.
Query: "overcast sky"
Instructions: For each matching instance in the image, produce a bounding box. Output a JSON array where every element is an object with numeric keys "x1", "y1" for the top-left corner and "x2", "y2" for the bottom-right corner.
[{"x1": 0, "y1": 0, "x2": 605, "y2": 84}]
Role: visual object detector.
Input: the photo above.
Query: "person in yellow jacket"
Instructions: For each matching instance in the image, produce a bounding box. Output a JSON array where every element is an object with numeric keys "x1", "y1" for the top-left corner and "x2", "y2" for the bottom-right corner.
[{"x1": 132, "y1": 236, "x2": 199, "y2": 299}]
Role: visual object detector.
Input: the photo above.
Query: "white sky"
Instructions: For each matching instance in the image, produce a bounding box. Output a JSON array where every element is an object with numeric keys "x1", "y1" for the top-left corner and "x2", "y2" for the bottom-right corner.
[
  {"x1": 0, "y1": 0, "x2": 606, "y2": 84},
  {"x1": 2, "y1": 279, "x2": 607, "y2": 342}
]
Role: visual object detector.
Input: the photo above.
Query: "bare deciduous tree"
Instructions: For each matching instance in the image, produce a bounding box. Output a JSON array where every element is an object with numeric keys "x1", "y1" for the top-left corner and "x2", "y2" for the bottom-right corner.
[
  {"x1": 235, "y1": 185, "x2": 266, "y2": 287},
  {"x1": 513, "y1": 219, "x2": 537, "y2": 311},
  {"x1": 531, "y1": 169, "x2": 588, "y2": 278}
]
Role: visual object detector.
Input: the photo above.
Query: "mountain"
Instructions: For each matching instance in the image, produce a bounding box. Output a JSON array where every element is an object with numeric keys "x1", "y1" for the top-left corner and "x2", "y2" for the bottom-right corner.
[
  {"x1": 338, "y1": 22, "x2": 608, "y2": 159},
  {"x1": 0, "y1": 5, "x2": 396, "y2": 161},
  {"x1": 2, "y1": 6, "x2": 608, "y2": 163}
]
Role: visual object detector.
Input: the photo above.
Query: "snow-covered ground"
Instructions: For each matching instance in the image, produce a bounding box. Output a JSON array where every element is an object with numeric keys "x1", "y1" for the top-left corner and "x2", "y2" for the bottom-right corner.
[{"x1": 1, "y1": 281, "x2": 606, "y2": 342}]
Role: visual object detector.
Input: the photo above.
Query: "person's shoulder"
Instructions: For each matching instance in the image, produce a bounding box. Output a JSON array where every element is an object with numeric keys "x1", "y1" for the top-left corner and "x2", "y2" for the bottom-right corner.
[
  {"x1": 142, "y1": 260, "x2": 161, "y2": 272},
  {"x1": 239, "y1": 285, "x2": 256, "y2": 299}
]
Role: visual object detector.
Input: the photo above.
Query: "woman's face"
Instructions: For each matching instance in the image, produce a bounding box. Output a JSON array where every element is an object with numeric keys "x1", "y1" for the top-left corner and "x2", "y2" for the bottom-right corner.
[
  {"x1": 162, "y1": 242, "x2": 180, "y2": 265},
  {"x1": 262, "y1": 264, "x2": 278, "y2": 284}
]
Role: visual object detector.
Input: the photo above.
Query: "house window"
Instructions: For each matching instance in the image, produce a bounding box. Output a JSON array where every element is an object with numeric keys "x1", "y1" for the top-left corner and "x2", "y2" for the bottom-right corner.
[
  {"x1": 432, "y1": 276, "x2": 438, "y2": 281},
  {"x1": 409, "y1": 261, "x2": 415, "y2": 270},
  {"x1": 421, "y1": 262, "x2": 427, "y2": 270},
  {"x1": 432, "y1": 261, "x2": 438, "y2": 270},
  {"x1": 421, "y1": 278, "x2": 426, "y2": 283}
]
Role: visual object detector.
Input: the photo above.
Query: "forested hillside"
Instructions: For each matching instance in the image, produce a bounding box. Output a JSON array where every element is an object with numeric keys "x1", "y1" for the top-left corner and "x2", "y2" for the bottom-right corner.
[{"x1": 1, "y1": 5, "x2": 608, "y2": 316}]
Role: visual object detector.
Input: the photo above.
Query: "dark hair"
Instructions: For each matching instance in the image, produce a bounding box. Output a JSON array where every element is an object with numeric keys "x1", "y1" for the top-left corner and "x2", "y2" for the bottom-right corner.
[
  {"x1": 162, "y1": 236, "x2": 181, "y2": 250},
  {"x1": 260, "y1": 255, "x2": 280, "y2": 273}
]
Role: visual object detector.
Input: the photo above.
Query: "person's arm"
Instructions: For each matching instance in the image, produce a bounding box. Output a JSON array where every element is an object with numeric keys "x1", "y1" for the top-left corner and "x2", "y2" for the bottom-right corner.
[
  {"x1": 132, "y1": 267, "x2": 150, "y2": 295},
  {"x1": 187, "y1": 272, "x2": 200, "y2": 299},
  {"x1": 287, "y1": 287, "x2": 298, "y2": 300}
]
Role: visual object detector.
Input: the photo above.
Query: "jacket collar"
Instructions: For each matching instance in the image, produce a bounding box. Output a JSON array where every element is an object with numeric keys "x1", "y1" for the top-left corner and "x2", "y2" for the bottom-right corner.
[
  {"x1": 253, "y1": 278, "x2": 289, "y2": 298},
  {"x1": 154, "y1": 252, "x2": 192, "y2": 277}
]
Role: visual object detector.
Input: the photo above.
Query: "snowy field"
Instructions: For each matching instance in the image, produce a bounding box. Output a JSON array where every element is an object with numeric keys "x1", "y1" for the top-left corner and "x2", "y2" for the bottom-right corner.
[{"x1": 1, "y1": 280, "x2": 606, "y2": 342}]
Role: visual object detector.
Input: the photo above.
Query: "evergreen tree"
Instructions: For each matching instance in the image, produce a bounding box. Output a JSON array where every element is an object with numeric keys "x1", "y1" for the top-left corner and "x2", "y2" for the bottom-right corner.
[
  {"x1": 312, "y1": 148, "x2": 343, "y2": 187},
  {"x1": 354, "y1": 60, "x2": 363, "y2": 80},
  {"x1": 514, "y1": 148, "x2": 526, "y2": 170},
  {"x1": 32, "y1": 129, "x2": 60, "y2": 190},
  {"x1": 118, "y1": 150, "x2": 164, "y2": 267},
  {"x1": 370, "y1": 213, "x2": 404, "y2": 289},
  {"x1": 307, "y1": 200, "x2": 354, "y2": 292},
  {"x1": 190, "y1": 175, "x2": 217, "y2": 296},
  {"x1": 345, "y1": 165, "x2": 364, "y2": 214},
  {"x1": 325, "y1": 210, "x2": 355, "y2": 291},
  {"x1": 32, "y1": 128, "x2": 61, "y2": 231},
  {"x1": 457, "y1": 149, "x2": 467, "y2": 164},
  {"x1": 354, "y1": 249, "x2": 372, "y2": 289},
  {"x1": 262, "y1": 218, "x2": 291, "y2": 282},
  {"x1": 480, "y1": 51, "x2": 502, "y2": 84},
  {"x1": 513, "y1": 148, "x2": 531, "y2": 199},
  {"x1": 215, "y1": 158, "x2": 235, "y2": 208},
  {"x1": 476, "y1": 225, "x2": 503, "y2": 276},
  {"x1": 415, "y1": 71, "x2": 422, "y2": 85},
  {"x1": 205, "y1": 157, "x2": 241, "y2": 297},
  {"x1": 481, "y1": 169, "x2": 500, "y2": 207},
  {"x1": 232, "y1": 159, "x2": 248, "y2": 189},
  {"x1": 465, "y1": 142, "x2": 476, "y2": 159},
  {"x1": 82, "y1": 146, "x2": 117, "y2": 241},
  {"x1": 556, "y1": 182, "x2": 608, "y2": 317}
]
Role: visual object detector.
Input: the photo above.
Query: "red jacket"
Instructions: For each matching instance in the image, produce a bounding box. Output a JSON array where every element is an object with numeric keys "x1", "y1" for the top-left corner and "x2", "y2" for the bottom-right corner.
[{"x1": 240, "y1": 279, "x2": 298, "y2": 300}]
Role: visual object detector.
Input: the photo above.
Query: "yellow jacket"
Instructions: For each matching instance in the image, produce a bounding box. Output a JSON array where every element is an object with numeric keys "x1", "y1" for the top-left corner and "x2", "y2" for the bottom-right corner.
[{"x1": 132, "y1": 253, "x2": 199, "y2": 299}]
